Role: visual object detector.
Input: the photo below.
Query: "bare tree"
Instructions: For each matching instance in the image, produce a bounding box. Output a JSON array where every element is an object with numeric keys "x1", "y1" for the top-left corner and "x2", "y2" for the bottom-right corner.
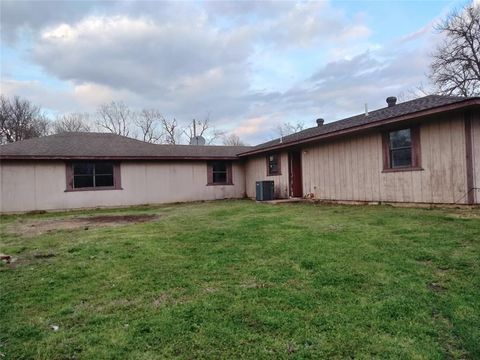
[
  {"x1": 223, "y1": 133, "x2": 246, "y2": 146},
  {"x1": 96, "y1": 101, "x2": 135, "y2": 136},
  {"x1": 53, "y1": 113, "x2": 91, "y2": 134},
  {"x1": 161, "y1": 117, "x2": 181, "y2": 145},
  {"x1": 184, "y1": 116, "x2": 224, "y2": 145},
  {"x1": 276, "y1": 121, "x2": 304, "y2": 138},
  {"x1": 429, "y1": 4, "x2": 480, "y2": 96},
  {"x1": 136, "y1": 109, "x2": 163, "y2": 143},
  {"x1": 206, "y1": 128, "x2": 225, "y2": 145},
  {"x1": 407, "y1": 82, "x2": 435, "y2": 99},
  {"x1": 0, "y1": 95, "x2": 49, "y2": 143}
]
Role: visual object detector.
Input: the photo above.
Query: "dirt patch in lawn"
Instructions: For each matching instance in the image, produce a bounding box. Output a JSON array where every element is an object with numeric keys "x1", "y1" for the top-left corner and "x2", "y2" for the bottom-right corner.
[
  {"x1": 7, "y1": 214, "x2": 159, "y2": 237},
  {"x1": 428, "y1": 282, "x2": 447, "y2": 293}
]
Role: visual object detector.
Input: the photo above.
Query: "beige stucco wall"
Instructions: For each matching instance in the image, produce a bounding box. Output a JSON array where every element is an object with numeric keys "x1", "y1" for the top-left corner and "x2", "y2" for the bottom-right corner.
[
  {"x1": 244, "y1": 152, "x2": 289, "y2": 199},
  {"x1": 0, "y1": 160, "x2": 246, "y2": 212},
  {"x1": 472, "y1": 111, "x2": 480, "y2": 204},
  {"x1": 300, "y1": 114, "x2": 469, "y2": 204}
]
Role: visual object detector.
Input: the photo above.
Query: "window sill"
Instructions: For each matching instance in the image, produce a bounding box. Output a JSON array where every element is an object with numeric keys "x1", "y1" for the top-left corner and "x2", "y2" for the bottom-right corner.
[
  {"x1": 382, "y1": 167, "x2": 423, "y2": 173},
  {"x1": 206, "y1": 183, "x2": 234, "y2": 186},
  {"x1": 65, "y1": 187, "x2": 123, "y2": 192},
  {"x1": 267, "y1": 173, "x2": 282, "y2": 177}
]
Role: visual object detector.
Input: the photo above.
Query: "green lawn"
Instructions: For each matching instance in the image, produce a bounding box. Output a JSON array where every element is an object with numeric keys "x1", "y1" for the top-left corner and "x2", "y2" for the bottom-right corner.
[{"x1": 1, "y1": 200, "x2": 479, "y2": 359}]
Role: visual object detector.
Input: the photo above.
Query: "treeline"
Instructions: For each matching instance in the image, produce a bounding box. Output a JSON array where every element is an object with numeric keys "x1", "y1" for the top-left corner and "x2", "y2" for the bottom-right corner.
[{"x1": 0, "y1": 95, "x2": 246, "y2": 146}]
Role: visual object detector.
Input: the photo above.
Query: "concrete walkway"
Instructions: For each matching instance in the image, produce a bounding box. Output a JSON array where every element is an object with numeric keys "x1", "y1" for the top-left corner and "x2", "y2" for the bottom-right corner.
[{"x1": 257, "y1": 198, "x2": 306, "y2": 204}]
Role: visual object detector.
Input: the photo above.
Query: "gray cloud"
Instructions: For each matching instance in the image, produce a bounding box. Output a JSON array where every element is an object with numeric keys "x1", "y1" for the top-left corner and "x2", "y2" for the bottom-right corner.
[
  {"x1": 258, "y1": 46, "x2": 433, "y2": 126},
  {"x1": 0, "y1": 1, "x2": 189, "y2": 42},
  {"x1": 33, "y1": 16, "x2": 252, "y2": 91},
  {"x1": 1, "y1": 0, "x2": 107, "y2": 42},
  {"x1": 1, "y1": 1, "x2": 443, "y2": 144}
]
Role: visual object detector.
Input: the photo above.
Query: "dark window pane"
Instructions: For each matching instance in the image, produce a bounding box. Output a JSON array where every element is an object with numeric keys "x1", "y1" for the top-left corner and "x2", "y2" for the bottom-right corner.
[
  {"x1": 71, "y1": 162, "x2": 118, "y2": 189},
  {"x1": 73, "y1": 163, "x2": 94, "y2": 175},
  {"x1": 209, "y1": 161, "x2": 229, "y2": 184},
  {"x1": 212, "y1": 161, "x2": 227, "y2": 172},
  {"x1": 268, "y1": 154, "x2": 279, "y2": 174},
  {"x1": 389, "y1": 129, "x2": 411, "y2": 149},
  {"x1": 213, "y1": 172, "x2": 227, "y2": 183},
  {"x1": 95, "y1": 175, "x2": 114, "y2": 187},
  {"x1": 391, "y1": 148, "x2": 412, "y2": 168},
  {"x1": 95, "y1": 163, "x2": 113, "y2": 175},
  {"x1": 74, "y1": 175, "x2": 94, "y2": 188}
]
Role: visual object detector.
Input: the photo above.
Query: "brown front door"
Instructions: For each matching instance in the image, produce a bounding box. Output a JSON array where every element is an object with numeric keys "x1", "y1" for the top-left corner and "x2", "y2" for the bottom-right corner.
[{"x1": 289, "y1": 151, "x2": 303, "y2": 197}]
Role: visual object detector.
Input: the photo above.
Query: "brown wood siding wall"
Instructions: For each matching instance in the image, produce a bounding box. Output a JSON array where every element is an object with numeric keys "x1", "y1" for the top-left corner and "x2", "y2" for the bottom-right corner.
[
  {"x1": 300, "y1": 114, "x2": 469, "y2": 204},
  {"x1": 245, "y1": 151, "x2": 289, "y2": 198},
  {"x1": 0, "y1": 161, "x2": 246, "y2": 212},
  {"x1": 472, "y1": 111, "x2": 480, "y2": 204}
]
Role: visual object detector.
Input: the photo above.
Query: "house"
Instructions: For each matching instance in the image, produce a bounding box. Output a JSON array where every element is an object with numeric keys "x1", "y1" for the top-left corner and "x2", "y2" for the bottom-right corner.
[
  {"x1": 241, "y1": 95, "x2": 480, "y2": 205},
  {"x1": 0, "y1": 134, "x2": 250, "y2": 212},
  {"x1": 1, "y1": 95, "x2": 479, "y2": 212}
]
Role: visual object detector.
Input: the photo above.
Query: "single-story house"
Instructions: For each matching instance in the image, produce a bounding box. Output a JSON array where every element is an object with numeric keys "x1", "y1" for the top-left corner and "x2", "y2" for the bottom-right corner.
[{"x1": 1, "y1": 95, "x2": 479, "y2": 212}]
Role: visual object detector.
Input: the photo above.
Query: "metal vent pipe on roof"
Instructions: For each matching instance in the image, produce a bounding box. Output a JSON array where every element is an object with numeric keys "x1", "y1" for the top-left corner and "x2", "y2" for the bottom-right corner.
[
  {"x1": 386, "y1": 96, "x2": 397, "y2": 107},
  {"x1": 316, "y1": 118, "x2": 324, "y2": 127}
]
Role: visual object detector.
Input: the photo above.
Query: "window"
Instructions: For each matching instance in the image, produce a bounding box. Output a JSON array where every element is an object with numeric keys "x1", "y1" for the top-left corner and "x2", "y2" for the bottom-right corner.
[
  {"x1": 66, "y1": 162, "x2": 121, "y2": 191},
  {"x1": 212, "y1": 161, "x2": 227, "y2": 184},
  {"x1": 267, "y1": 153, "x2": 281, "y2": 176},
  {"x1": 207, "y1": 161, "x2": 233, "y2": 185},
  {"x1": 389, "y1": 129, "x2": 412, "y2": 168},
  {"x1": 382, "y1": 127, "x2": 421, "y2": 171}
]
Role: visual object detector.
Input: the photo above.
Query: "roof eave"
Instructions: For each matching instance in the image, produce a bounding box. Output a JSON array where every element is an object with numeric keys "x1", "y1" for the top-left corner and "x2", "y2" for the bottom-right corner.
[
  {"x1": 238, "y1": 98, "x2": 480, "y2": 157},
  {"x1": 0, "y1": 155, "x2": 242, "y2": 161}
]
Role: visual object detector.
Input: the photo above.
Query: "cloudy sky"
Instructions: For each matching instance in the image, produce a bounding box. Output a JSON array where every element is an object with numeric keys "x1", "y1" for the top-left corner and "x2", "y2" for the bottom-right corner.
[{"x1": 0, "y1": 0, "x2": 470, "y2": 144}]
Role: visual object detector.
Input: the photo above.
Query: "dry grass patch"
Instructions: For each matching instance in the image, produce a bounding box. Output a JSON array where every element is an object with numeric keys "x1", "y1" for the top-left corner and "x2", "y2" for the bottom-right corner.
[{"x1": 6, "y1": 214, "x2": 159, "y2": 237}]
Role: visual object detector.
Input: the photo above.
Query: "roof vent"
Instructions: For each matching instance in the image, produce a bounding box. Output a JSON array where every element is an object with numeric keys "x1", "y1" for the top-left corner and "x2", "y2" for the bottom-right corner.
[
  {"x1": 386, "y1": 96, "x2": 397, "y2": 107},
  {"x1": 316, "y1": 118, "x2": 324, "y2": 127}
]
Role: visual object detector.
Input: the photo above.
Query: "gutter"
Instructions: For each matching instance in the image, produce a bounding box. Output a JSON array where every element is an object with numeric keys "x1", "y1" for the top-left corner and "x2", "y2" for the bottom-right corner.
[{"x1": 0, "y1": 155, "x2": 242, "y2": 161}]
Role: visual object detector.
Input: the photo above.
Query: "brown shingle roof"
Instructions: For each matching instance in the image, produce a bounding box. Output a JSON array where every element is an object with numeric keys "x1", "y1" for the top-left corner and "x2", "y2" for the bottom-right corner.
[
  {"x1": 0, "y1": 132, "x2": 251, "y2": 160},
  {"x1": 1, "y1": 95, "x2": 478, "y2": 160},
  {"x1": 239, "y1": 95, "x2": 479, "y2": 156}
]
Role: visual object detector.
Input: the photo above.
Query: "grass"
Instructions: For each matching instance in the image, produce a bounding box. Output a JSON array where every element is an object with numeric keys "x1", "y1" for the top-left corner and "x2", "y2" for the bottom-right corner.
[{"x1": 1, "y1": 200, "x2": 479, "y2": 359}]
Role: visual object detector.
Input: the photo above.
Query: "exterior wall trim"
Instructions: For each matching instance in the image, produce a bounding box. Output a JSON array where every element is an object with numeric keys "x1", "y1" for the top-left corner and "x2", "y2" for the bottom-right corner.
[
  {"x1": 381, "y1": 125, "x2": 422, "y2": 171},
  {"x1": 206, "y1": 161, "x2": 234, "y2": 186},
  {"x1": 465, "y1": 111, "x2": 475, "y2": 205},
  {"x1": 1, "y1": 155, "x2": 241, "y2": 161},
  {"x1": 382, "y1": 167, "x2": 424, "y2": 173},
  {"x1": 266, "y1": 152, "x2": 282, "y2": 176},
  {"x1": 65, "y1": 161, "x2": 122, "y2": 192}
]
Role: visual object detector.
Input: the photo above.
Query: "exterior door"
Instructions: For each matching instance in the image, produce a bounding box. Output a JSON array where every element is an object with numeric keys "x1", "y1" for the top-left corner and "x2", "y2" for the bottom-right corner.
[{"x1": 289, "y1": 151, "x2": 303, "y2": 197}]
